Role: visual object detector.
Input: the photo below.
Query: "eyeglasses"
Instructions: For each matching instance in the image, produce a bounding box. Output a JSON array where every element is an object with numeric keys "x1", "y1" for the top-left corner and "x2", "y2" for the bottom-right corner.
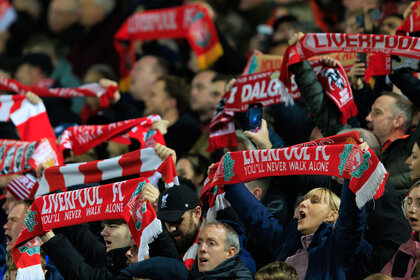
[{"x1": 402, "y1": 198, "x2": 420, "y2": 211}]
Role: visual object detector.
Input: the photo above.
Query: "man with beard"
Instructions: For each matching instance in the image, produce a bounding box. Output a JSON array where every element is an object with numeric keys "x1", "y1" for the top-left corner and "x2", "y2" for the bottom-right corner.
[{"x1": 157, "y1": 185, "x2": 203, "y2": 270}]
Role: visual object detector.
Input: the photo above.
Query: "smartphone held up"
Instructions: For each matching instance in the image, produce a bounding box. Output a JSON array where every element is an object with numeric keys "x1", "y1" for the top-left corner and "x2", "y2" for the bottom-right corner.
[{"x1": 248, "y1": 103, "x2": 262, "y2": 132}]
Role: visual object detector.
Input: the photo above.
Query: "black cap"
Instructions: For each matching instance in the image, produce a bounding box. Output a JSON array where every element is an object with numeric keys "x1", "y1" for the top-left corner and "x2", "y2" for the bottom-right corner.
[{"x1": 157, "y1": 185, "x2": 201, "y2": 222}]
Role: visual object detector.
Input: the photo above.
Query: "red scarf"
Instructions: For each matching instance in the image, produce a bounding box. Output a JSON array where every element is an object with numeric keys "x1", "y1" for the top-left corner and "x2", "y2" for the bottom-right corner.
[
  {"x1": 33, "y1": 148, "x2": 177, "y2": 198},
  {"x1": 0, "y1": 76, "x2": 118, "y2": 108},
  {"x1": 0, "y1": 95, "x2": 55, "y2": 141},
  {"x1": 6, "y1": 173, "x2": 36, "y2": 200},
  {"x1": 114, "y1": 3, "x2": 223, "y2": 78},
  {"x1": 14, "y1": 177, "x2": 161, "y2": 279},
  {"x1": 280, "y1": 33, "x2": 420, "y2": 90},
  {"x1": 0, "y1": 138, "x2": 61, "y2": 176},
  {"x1": 397, "y1": 1, "x2": 420, "y2": 34},
  {"x1": 202, "y1": 131, "x2": 388, "y2": 211},
  {"x1": 208, "y1": 58, "x2": 356, "y2": 151},
  {"x1": 58, "y1": 115, "x2": 165, "y2": 156}
]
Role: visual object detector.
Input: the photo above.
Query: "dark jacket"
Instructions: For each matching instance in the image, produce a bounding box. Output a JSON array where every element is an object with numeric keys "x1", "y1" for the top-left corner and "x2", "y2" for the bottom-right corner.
[
  {"x1": 121, "y1": 254, "x2": 253, "y2": 280},
  {"x1": 189, "y1": 254, "x2": 253, "y2": 280},
  {"x1": 225, "y1": 180, "x2": 371, "y2": 280},
  {"x1": 389, "y1": 69, "x2": 420, "y2": 196},
  {"x1": 289, "y1": 60, "x2": 350, "y2": 137},
  {"x1": 42, "y1": 233, "x2": 128, "y2": 280},
  {"x1": 121, "y1": 256, "x2": 188, "y2": 280}
]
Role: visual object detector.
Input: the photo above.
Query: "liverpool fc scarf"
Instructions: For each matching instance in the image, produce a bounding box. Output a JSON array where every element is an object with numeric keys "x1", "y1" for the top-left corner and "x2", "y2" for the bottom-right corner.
[
  {"x1": 0, "y1": 76, "x2": 118, "y2": 108},
  {"x1": 14, "y1": 177, "x2": 162, "y2": 280},
  {"x1": 202, "y1": 131, "x2": 388, "y2": 212},
  {"x1": 0, "y1": 95, "x2": 55, "y2": 141},
  {"x1": 243, "y1": 50, "x2": 358, "y2": 75},
  {"x1": 279, "y1": 33, "x2": 420, "y2": 90},
  {"x1": 33, "y1": 147, "x2": 176, "y2": 197},
  {"x1": 114, "y1": 3, "x2": 223, "y2": 78},
  {"x1": 58, "y1": 115, "x2": 165, "y2": 156},
  {"x1": 0, "y1": 138, "x2": 61, "y2": 176}
]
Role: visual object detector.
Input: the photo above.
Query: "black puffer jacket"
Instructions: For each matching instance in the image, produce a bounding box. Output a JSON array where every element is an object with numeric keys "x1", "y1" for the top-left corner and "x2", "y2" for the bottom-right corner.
[{"x1": 189, "y1": 254, "x2": 253, "y2": 280}]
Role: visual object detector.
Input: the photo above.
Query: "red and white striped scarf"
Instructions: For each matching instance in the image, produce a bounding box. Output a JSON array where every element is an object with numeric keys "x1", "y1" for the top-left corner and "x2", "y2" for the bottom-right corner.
[
  {"x1": 33, "y1": 147, "x2": 177, "y2": 197},
  {"x1": 6, "y1": 173, "x2": 36, "y2": 200},
  {"x1": 58, "y1": 115, "x2": 164, "y2": 156},
  {"x1": 0, "y1": 95, "x2": 55, "y2": 141},
  {"x1": 0, "y1": 138, "x2": 61, "y2": 176},
  {"x1": 397, "y1": 1, "x2": 420, "y2": 34},
  {"x1": 0, "y1": 76, "x2": 118, "y2": 108},
  {"x1": 201, "y1": 131, "x2": 388, "y2": 214},
  {"x1": 14, "y1": 177, "x2": 162, "y2": 280}
]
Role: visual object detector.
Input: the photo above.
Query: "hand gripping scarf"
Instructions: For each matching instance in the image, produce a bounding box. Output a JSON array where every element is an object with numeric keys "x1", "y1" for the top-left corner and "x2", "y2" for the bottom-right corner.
[
  {"x1": 114, "y1": 3, "x2": 223, "y2": 78},
  {"x1": 201, "y1": 131, "x2": 388, "y2": 219},
  {"x1": 0, "y1": 76, "x2": 118, "y2": 108},
  {"x1": 14, "y1": 177, "x2": 162, "y2": 280},
  {"x1": 58, "y1": 115, "x2": 165, "y2": 156},
  {"x1": 0, "y1": 138, "x2": 61, "y2": 176},
  {"x1": 208, "y1": 58, "x2": 356, "y2": 151},
  {"x1": 33, "y1": 147, "x2": 178, "y2": 198},
  {"x1": 0, "y1": 95, "x2": 55, "y2": 141}
]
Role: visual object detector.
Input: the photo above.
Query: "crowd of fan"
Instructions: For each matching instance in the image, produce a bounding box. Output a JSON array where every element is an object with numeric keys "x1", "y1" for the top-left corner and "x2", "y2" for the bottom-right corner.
[{"x1": 1, "y1": 0, "x2": 420, "y2": 279}]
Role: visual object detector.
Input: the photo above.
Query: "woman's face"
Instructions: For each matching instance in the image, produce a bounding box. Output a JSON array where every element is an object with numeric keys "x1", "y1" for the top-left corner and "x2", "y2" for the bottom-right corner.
[
  {"x1": 404, "y1": 187, "x2": 420, "y2": 233},
  {"x1": 295, "y1": 190, "x2": 336, "y2": 235},
  {"x1": 406, "y1": 143, "x2": 420, "y2": 181}
]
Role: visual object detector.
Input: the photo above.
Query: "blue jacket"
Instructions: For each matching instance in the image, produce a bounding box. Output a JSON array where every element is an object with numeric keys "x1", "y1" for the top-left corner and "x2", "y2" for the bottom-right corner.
[{"x1": 225, "y1": 180, "x2": 372, "y2": 280}]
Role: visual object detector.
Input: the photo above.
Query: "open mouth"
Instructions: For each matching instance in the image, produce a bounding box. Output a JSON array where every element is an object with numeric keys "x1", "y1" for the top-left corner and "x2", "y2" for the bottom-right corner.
[
  {"x1": 409, "y1": 217, "x2": 418, "y2": 223},
  {"x1": 105, "y1": 240, "x2": 112, "y2": 247},
  {"x1": 5, "y1": 234, "x2": 11, "y2": 243},
  {"x1": 198, "y1": 257, "x2": 208, "y2": 265},
  {"x1": 298, "y1": 211, "x2": 306, "y2": 220},
  {"x1": 171, "y1": 232, "x2": 182, "y2": 240}
]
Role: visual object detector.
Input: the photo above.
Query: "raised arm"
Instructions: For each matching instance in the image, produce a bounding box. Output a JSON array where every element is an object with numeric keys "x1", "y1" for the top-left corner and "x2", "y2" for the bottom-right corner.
[{"x1": 224, "y1": 182, "x2": 291, "y2": 258}]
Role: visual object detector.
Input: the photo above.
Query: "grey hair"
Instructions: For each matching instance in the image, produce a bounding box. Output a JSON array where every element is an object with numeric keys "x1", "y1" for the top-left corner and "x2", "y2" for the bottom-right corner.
[
  {"x1": 235, "y1": 130, "x2": 256, "y2": 150},
  {"x1": 95, "y1": 0, "x2": 115, "y2": 14},
  {"x1": 382, "y1": 91, "x2": 413, "y2": 133},
  {"x1": 337, "y1": 128, "x2": 382, "y2": 159},
  {"x1": 204, "y1": 221, "x2": 240, "y2": 253}
]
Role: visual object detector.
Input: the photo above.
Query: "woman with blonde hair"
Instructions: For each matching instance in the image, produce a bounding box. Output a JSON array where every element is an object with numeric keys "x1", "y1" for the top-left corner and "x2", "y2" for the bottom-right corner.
[
  {"x1": 224, "y1": 177, "x2": 371, "y2": 279},
  {"x1": 254, "y1": 261, "x2": 299, "y2": 280}
]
